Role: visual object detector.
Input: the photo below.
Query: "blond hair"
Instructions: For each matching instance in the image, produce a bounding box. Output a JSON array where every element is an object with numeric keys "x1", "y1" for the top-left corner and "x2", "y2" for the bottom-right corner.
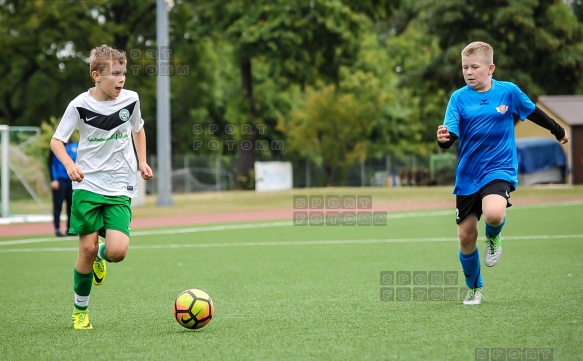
[
  {"x1": 461, "y1": 41, "x2": 493, "y2": 65},
  {"x1": 89, "y1": 45, "x2": 126, "y2": 82}
]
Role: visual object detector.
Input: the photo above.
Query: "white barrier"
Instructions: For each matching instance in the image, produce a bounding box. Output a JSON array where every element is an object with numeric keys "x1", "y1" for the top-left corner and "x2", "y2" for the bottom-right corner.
[{"x1": 254, "y1": 161, "x2": 293, "y2": 192}]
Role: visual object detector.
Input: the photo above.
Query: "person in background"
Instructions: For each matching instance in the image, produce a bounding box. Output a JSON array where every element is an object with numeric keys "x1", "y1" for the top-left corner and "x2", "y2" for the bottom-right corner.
[{"x1": 48, "y1": 140, "x2": 78, "y2": 237}]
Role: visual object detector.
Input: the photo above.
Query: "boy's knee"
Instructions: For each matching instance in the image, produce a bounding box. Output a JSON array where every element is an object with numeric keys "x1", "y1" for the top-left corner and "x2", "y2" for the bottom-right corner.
[
  {"x1": 459, "y1": 235, "x2": 475, "y2": 248},
  {"x1": 80, "y1": 243, "x2": 98, "y2": 258},
  {"x1": 107, "y1": 249, "x2": 127, "y2": 263},
  {"x1": 484, "y1": 213, "x2": 505, "y2": 226},
  {"x1": 458, "y1": 229, "x2": 477, "y2": 245},
  {"x1": 103, "y1": 230, "x2": 130, "y2": 262}
]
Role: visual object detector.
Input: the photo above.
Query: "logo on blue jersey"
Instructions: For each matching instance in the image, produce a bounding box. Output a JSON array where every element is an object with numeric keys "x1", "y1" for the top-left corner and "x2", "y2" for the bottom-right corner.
[{"x1": 496, "y1": 105, "x2": 508, "y2": 114}]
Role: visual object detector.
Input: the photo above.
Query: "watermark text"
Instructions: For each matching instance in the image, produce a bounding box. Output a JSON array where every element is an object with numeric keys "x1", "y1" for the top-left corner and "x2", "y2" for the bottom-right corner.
[
  {"x1": 293, "y1": 195, "x2": 386, "y2": 226},
  {"x1": 475, "y1": 348, "x2": 553, "y2": 361},
  {"x1": 380, "y1": 271, "x2": 464, "y2": 301}
]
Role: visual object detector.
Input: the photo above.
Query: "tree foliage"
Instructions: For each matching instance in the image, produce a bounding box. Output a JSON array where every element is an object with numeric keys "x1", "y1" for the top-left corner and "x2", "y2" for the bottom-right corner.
[
  {"x1": 418, "y1": 0, "x2": 583, "y2": 97},
  {"x1": 279, "y1": 80, "x2": 375, "y2": 186},
  {"x1": 2, "y1": 0, "x2": 583, "y2": 187}
]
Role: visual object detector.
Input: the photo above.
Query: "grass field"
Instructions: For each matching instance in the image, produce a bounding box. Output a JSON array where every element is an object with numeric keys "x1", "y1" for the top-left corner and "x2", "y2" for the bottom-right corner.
[{"x1": 0, "y1": 188, "x2": 582, "y2": 360}]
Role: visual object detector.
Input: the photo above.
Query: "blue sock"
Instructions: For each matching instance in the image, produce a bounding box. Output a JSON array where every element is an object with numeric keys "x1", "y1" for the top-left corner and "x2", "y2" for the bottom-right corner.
[
  {"x1": 459, "y1": 249, "x2": 483, "y2": 289},
  {"x1": 485, "y1": 218, "x2": 506, "y2": 238}
]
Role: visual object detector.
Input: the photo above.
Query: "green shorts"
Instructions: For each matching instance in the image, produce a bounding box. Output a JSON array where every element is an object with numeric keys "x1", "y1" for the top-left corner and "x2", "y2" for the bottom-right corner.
[{"x1": 69, "y1": 190, "x2": 132, "y2": 237}]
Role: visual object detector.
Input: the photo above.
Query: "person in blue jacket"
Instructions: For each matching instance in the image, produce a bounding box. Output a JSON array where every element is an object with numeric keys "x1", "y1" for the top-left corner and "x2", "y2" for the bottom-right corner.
[{"x1": 48, "y1": 141, "x2": 78, "y2": 237}]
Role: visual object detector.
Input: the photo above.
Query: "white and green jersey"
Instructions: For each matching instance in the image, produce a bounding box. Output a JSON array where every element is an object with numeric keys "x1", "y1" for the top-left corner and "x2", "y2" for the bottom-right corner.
[{"x1": 53, "y1": 88, "x2": 144, "y2": 198}]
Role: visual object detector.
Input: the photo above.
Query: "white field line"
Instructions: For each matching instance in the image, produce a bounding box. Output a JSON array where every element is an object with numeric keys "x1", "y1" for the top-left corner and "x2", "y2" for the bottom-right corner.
[
  {"x1": 0, "y1": 221, "x2": 292, "y2": 246},
  {"x1": 0, "y1": 210, "x2": 456, "y2": 246},
  {"x1": 0, "y1": 201, "x2": 581, "y2": 249},
  {"x1": 0, "y1": 234, "x2": 581, "y2": 254}
]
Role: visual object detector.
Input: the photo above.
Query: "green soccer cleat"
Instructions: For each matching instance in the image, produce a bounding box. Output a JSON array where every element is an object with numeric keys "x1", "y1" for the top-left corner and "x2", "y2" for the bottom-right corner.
[
  {"x1": 72, "y1": 310, "x2": 93, "y2": 330},
  {"x1": 463, "y1": 287, "x2": 483, "y2": 305},
  {"x1": 92, "y1": 241, "x2": 106, "y2": 286},
  {"x1": 484, "y1": 233, "x2": 502, "y2": 267}
]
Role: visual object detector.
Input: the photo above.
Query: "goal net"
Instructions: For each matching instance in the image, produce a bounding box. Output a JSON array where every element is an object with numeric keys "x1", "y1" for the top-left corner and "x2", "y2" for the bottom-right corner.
[{"x1": 0, "y1": 125, "x2": 54, "y2": 224}]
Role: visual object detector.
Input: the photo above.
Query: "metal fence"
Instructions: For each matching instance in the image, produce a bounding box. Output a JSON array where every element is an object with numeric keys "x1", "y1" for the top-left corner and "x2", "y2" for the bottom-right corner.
[{"x1": 147, "y1": 153, "x2": 457, "y2": 194}]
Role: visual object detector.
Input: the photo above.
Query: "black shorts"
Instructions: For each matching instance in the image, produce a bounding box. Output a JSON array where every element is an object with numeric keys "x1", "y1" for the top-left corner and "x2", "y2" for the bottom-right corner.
[{"x1": 455, "y1": 180, "x2": 513, "y2": 224}]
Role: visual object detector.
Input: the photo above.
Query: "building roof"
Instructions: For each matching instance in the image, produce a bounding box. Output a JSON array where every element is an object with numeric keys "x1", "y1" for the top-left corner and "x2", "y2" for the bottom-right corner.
[{"x1": 538, "y1": 95, "x2": 583, "y2": 126}]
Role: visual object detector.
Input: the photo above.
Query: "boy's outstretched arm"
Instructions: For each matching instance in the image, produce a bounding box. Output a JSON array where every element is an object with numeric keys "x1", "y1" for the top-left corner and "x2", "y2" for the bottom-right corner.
[
  {"x1": 527, "y1": 107, "x2": 570, "y2": 144},
  {"x1": 132, "y1": 128, "x2": 153, "y2": 180},
  {"x1": 49, "y1": 138, "x2": 84, "y2": 182}
]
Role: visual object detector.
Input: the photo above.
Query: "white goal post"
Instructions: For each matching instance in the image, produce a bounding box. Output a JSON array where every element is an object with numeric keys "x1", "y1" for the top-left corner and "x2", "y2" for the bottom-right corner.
[{"x1": 0, "y1": 124, "x2": 47, "y2": 219}]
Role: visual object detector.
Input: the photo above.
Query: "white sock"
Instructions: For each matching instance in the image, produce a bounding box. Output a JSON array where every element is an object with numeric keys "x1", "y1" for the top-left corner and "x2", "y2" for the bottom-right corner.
[
  {"x1": 74, "y1": 294, "x2": 90, "y2": 309},
  {"x1": 96, "y1": 242, "x2": 105, "y2": 260}
]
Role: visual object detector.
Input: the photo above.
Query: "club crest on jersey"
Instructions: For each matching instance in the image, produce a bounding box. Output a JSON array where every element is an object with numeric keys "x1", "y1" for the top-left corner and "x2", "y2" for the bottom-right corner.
[
  {"x1": 119, "y1": 109, "x2": 130, "y2": 122},
  {"x1": 496, "y1": 105, "x2": 508, "y2": 114}
]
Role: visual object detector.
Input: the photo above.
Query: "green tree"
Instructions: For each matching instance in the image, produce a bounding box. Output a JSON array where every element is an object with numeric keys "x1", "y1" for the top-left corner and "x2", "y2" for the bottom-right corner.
[
  {"x1": 380, "y1": 11, "x2": 445, "y2": 149},
  {"x1": 383, "y1": 0, "x2": 583, "y2": 149},
  {"x1": 185, "y1": 0, "x2": 372, "y2": 188},
  {"x1": 278, "y1": 82, "x2": 375, "y2": 186},
  {"x1": 418, "y1": 0, "x2": 583, "y2": 97},
  {"x1": 0, "y1": 0, "x2": 159, "y2": 145},
  {"x1": 0, "y1": 0, "x2": 104, "y2": 126},
  {"x1": 278, "y1": 28, "x2": 428, "y2": 185}
]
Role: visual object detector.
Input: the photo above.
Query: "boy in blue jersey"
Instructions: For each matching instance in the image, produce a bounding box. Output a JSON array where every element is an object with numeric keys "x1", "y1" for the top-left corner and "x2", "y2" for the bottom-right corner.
[{"x1": 437, "y1": 42, "x2": 569, "y2": 305}]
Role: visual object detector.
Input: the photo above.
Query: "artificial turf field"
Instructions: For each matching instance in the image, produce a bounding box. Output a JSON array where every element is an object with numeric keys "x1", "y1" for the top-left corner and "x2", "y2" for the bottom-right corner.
[{"x1": 0, "y1": 199, "x2": 581, "y2": 360}]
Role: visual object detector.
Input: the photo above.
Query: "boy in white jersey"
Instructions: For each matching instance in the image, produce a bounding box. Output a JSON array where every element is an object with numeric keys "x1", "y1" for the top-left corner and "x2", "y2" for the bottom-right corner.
[
  {"x1": 50, "y1": 45, "x2": 153, "y2": 329},
  {"x1": 436, "y1": 42, "x2": 569, "y2": 305}
]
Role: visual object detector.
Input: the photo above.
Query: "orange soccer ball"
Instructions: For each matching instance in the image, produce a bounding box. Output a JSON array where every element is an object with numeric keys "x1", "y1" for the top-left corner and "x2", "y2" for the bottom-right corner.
[{"x1": 173, "y1": 288, "x2": 214, "y2": 329}]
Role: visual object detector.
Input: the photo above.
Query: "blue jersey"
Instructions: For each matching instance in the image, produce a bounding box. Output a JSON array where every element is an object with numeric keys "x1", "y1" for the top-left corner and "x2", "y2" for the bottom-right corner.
[{"x1": 443, "y1": 80, "x2": 535, "y2": 195}]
